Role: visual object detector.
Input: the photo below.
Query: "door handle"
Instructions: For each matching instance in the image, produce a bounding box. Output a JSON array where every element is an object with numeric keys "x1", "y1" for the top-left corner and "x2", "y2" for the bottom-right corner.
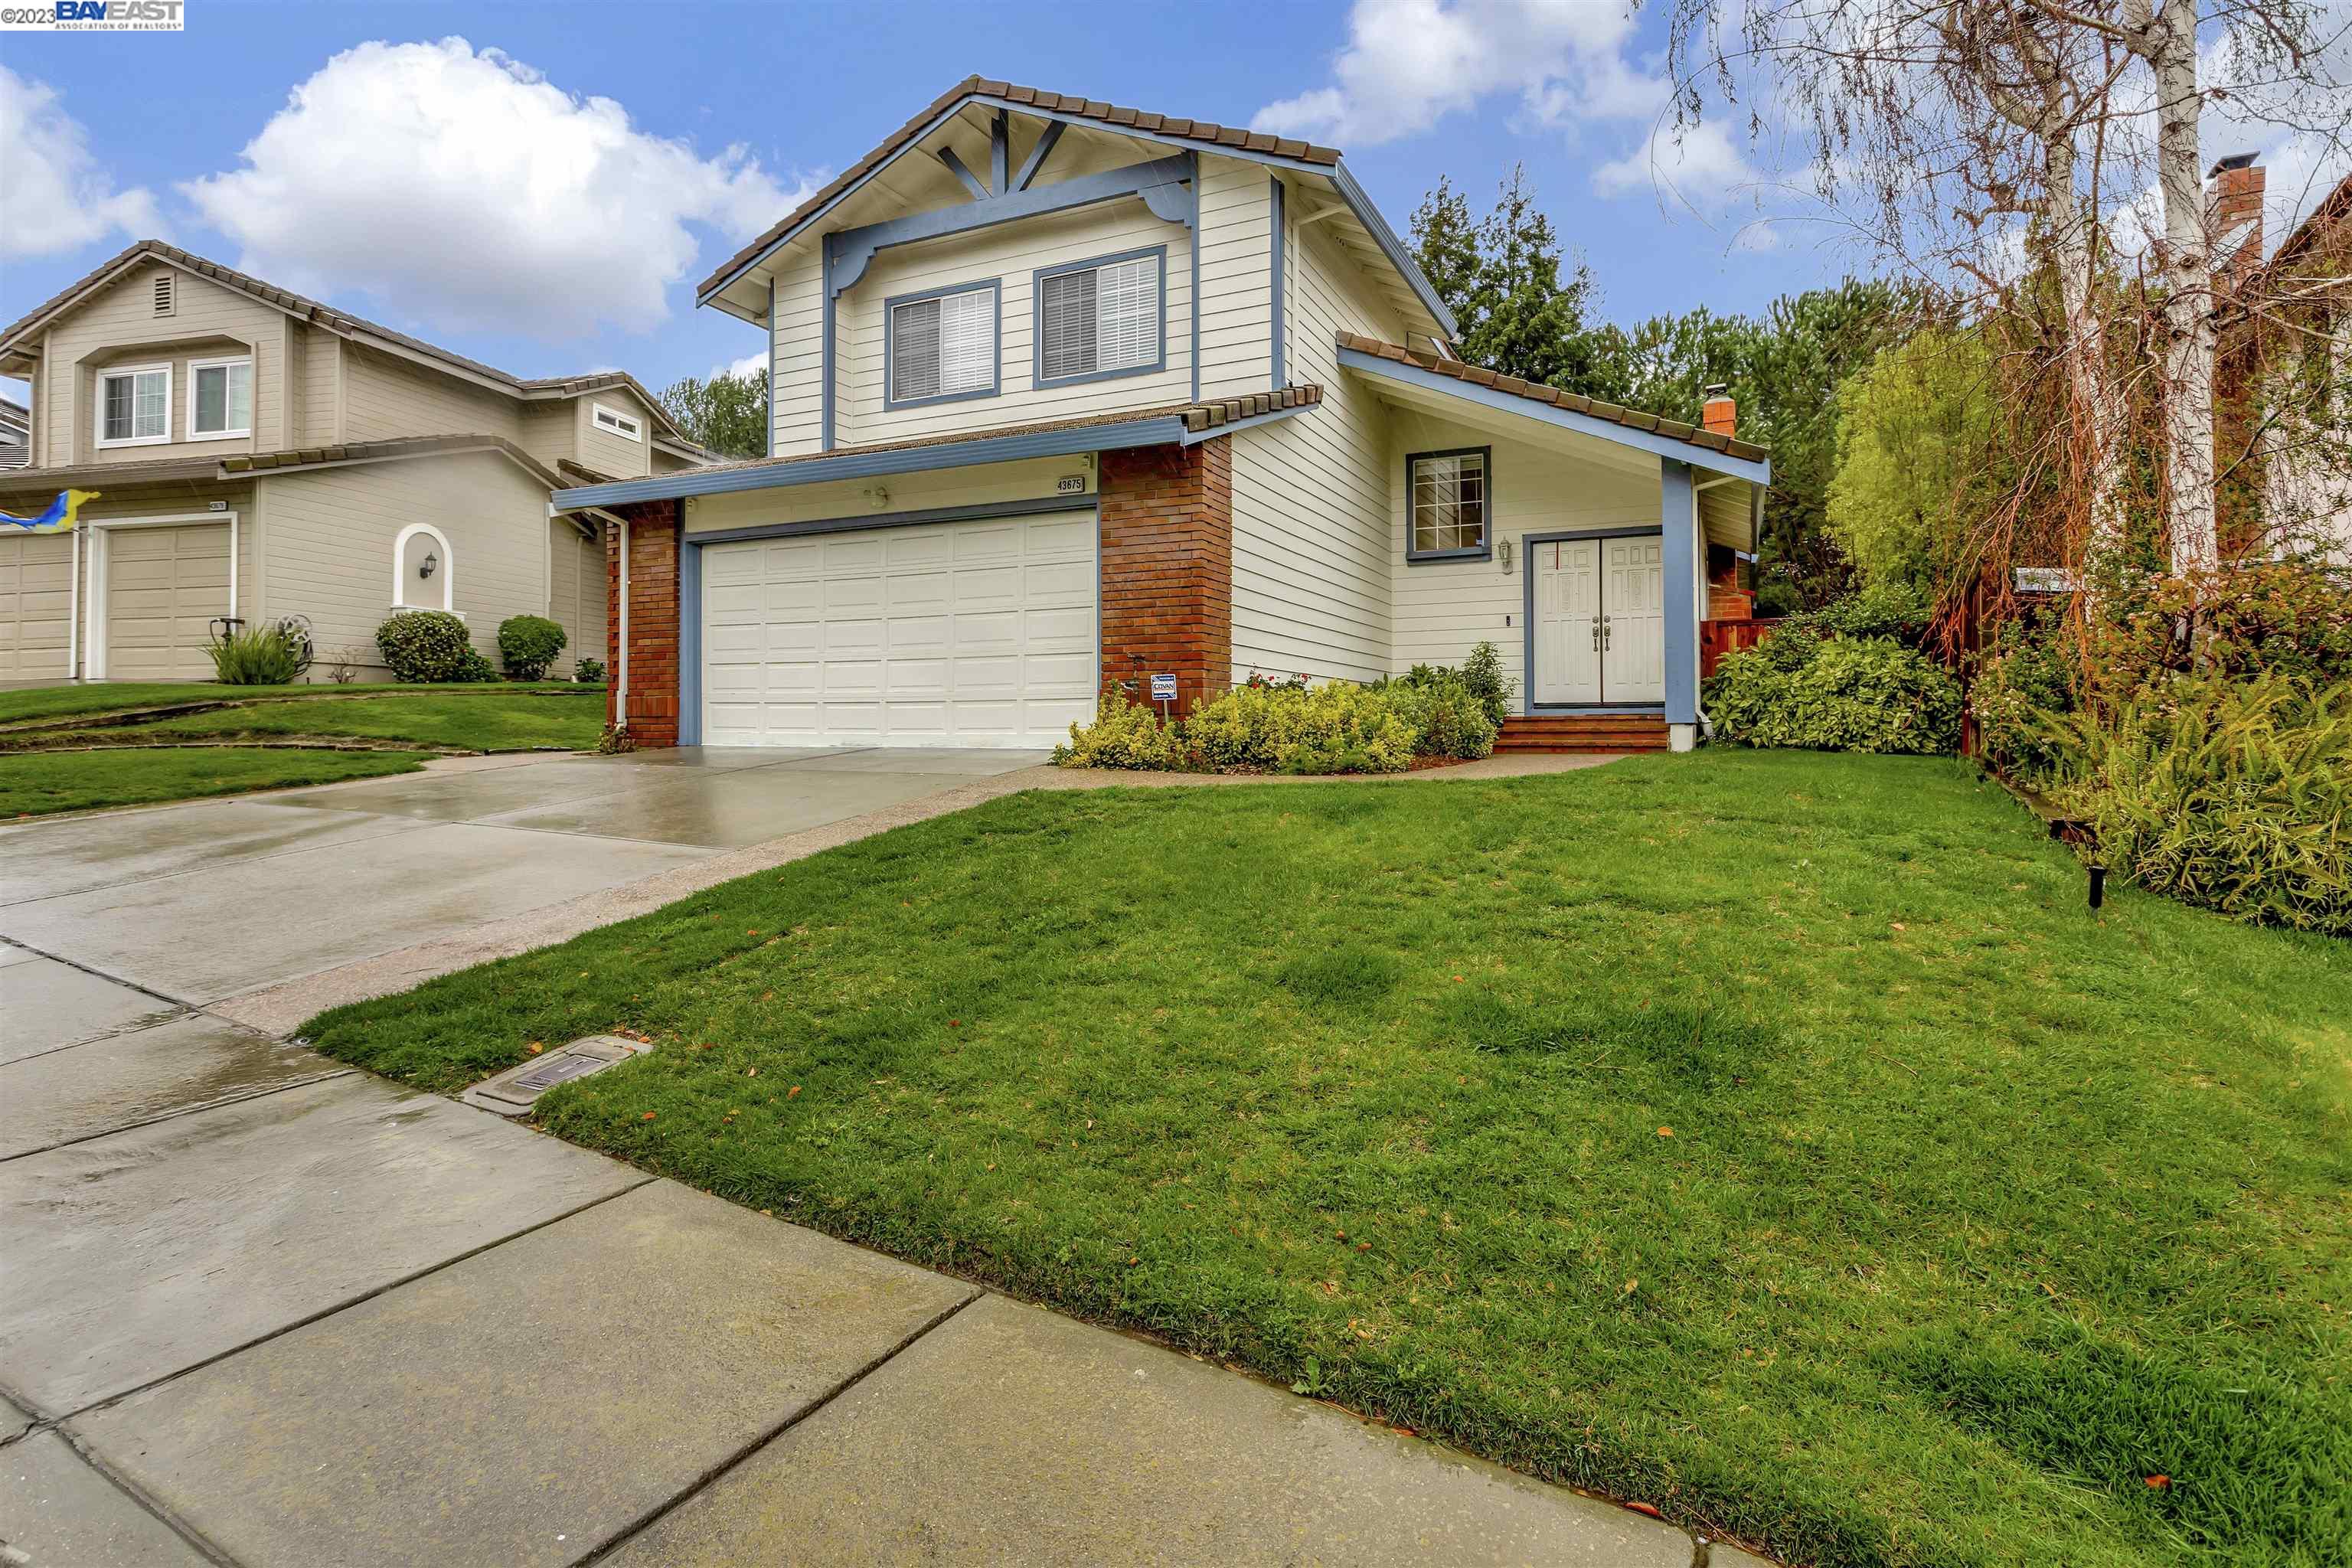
[
  {"x1": 1602, "y1": 615, "x2": 1612, "y2": 651},
  {"x1": 1590, "y1": 621, "x2": 1601, "y2": 651}
]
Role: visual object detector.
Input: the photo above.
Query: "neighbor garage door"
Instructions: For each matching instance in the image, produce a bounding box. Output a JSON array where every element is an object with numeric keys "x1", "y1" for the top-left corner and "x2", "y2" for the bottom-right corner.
[
  {"x1": 0, "y1": 532, "x2": 74, "y2": 682},
  {"x1": 701, "y1": 511, "x2": 1096, "y2": 748},
  {"x1": 105, "y1": 523, "x2": 231, "y2": 681}
]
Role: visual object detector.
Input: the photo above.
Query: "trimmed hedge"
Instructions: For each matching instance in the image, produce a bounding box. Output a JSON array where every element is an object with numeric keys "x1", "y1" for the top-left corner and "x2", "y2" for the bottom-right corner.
[
  {"x1": 1058, "y1": 678, "x2": 1496, "y2": 775},
  {"x1": 1708, "y1": 634, "x2": 1962, "y2": 754},
  {"x1": 497, "y1": 615, "x2": 567, "y2": 681},
  {"x1": 375, "y1": 610, "x2": 494, "y2": 684}
]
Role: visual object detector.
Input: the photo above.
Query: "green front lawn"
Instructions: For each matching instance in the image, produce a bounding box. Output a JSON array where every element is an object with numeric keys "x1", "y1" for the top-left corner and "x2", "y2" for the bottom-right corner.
[
  {"x1": 0, "y1": 746, "x2": 431, "y2": 817},
  {"x1": 0, "y1": 680, "x2": 588, "y2": 728},
  {"x1": 302, "y1": 752, "x2": 2351, "y2": 1567},
  {"x1": 122, "y1": 690, "x2": 605, "y2": 752}
]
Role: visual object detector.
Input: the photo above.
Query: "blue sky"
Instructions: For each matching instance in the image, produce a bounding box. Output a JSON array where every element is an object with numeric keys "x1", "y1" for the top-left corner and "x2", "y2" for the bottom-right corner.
[{"x1": 1, "y1": 0, "x2": 1886, "y2": 402}]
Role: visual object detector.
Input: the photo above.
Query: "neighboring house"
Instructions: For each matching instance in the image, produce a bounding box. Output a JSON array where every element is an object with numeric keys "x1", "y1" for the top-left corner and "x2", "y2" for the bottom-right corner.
[
  {"x1": 0, "y1": 240, "x2": 709, "y2": 683},
  {"x1": 0, "y1": 394, "x2": 28, "y2": 471},
  {"x1": 557, "y1": 77, "x2": 1768, "y2": 753},
  {"x1": 2215, "y1": 159, "x2": 2352, "y2": 564}
]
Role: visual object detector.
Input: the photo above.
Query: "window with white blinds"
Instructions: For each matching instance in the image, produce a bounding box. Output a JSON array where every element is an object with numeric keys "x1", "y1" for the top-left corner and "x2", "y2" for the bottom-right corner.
[
  {"x1": 1037, "y1": 250, "x2": 1162, "y2": 383},
  {"x1": 888, "y1": 282, "x2": 998, "y2": 406}
]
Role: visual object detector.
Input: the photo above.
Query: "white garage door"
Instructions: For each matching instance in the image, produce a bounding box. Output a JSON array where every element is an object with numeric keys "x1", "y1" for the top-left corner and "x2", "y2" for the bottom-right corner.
[
  {"x1": 701, "y1": 511, "x2": 1096, "y2": 748},
  {"x1": 105, "y1": 523, "x2": 232, "y2": 681},
  {"x1": 0, "y1": 532, "x2": 74, "y2": 682}
]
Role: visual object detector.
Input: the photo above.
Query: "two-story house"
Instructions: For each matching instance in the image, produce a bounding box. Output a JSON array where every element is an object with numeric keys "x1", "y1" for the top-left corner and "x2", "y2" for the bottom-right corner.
[
  {"x1": 0, "y1": 240, "x2": 708, "y2": 683},
  {"x1": 555, "y1": 78, "x2": 1769, "y2": 753}
]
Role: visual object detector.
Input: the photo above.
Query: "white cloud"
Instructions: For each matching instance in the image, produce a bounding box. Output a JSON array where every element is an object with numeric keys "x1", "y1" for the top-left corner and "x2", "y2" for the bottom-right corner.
[
  {"x1": 1253, "y1": 0, "x2": 1645, "y2": 147},
  {"x1": 1593, "y1": 117, "x2": 1762, "y2": 211},
  {"x1": 180, "y1": 38, "x2": 817, "y2": 341},
  {"x1": 718, "y1": 351, "x2": 767, "y2": 381},
  {"x1": 0, "y1": 67, "x2": 159, "y2": 260}
]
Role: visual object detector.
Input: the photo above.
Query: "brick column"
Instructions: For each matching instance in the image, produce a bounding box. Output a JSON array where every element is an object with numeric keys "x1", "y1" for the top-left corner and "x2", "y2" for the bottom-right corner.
[
  {"x1": 1096, "y1": 436, "x2": 1233, "y2": 714},
  {"x1": 604, "y1": 499, "x2": 683, "y2": 746}
]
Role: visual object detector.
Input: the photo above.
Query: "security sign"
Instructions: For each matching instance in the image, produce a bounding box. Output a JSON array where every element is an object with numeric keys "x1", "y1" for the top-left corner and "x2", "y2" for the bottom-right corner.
[{"x1": 1149, "y1": 673, "x2": 1178, "y2": 702}]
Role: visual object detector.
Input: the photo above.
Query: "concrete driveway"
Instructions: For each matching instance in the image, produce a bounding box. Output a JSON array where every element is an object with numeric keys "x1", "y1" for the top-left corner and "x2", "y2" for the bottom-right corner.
[{"x1": 0, "y1": 744, "x2": 1716, "y2": 1567}]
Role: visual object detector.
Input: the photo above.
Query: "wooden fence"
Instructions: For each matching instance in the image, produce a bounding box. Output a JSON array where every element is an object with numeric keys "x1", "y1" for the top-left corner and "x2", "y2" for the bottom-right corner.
[{"x1": 1700, "y1": 618, "x2": 1782, "y2": 678}]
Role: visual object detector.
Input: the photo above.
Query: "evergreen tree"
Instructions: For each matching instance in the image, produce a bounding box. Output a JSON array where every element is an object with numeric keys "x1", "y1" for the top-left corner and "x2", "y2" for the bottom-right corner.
[
  {"x1": 659, "y1": 368, "x2": 769, "y2": 460},
  {"x1": 1411, "y1": 168, "x2": 1605, "y2": 387}
]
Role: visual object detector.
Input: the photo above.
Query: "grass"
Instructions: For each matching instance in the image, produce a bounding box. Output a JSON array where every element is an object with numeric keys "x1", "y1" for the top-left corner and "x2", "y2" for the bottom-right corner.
[
  {"x1": 118, "y1": 690, "x2": 605, "y2": 751},
  {"x1": 0, "y1": 746, "x2": 430, "y2": 817},
  {"x1": 301, "y1": 751, "x2": 2352, "y2": 1568},
  {"x1": 0, "y1": 679, "x2": 590, "y2": 728}
]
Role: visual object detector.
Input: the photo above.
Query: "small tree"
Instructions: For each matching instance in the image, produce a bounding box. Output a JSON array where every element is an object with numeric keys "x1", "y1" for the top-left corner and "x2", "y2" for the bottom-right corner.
[
  {"x1": 497, "y1": 614, "x2": 568, "y2": 681},
  {"x1": 1827, "y1": 329, "x2": 2002, "y2": 596},
  {"x1": 659, "y1": 369, "x2": 768, "y2": 459}
]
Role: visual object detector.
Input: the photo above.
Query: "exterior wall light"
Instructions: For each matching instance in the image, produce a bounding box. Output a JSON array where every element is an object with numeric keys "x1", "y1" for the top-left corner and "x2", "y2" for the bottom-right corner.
[{"x1": 420, "y1": 551, "x2": 439, "y2": 580}]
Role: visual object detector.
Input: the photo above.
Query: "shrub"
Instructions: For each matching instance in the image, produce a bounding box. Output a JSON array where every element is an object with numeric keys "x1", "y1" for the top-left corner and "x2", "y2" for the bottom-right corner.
[
  {"x1": 1709, "y1": 635, "x2": 1962, "y2": 753},
  {"x1": 2054, "y1": 675, "x2": 2352, "y2": 936},
  {"x1": 1787, "y1": 580, "x2": 1935, "y2": 646},
  {"x1": 1055, "y1": 691, "x2": 1184, "y2": 769},
  {"x1": 1971, "y1": 620, "x2": 2080, "y2": 784},
  {"x1": 206, "y1": 623, "x2": 304, "y2": 684},
  {"x1": 2092, "y1": 560, "x2": 2352, "y2": 695},
  {"x1": 595, "y1": 724, "x2": 637, "y2": 755},
  {"x1": 1055, "y1": 673, "x2": 1496, "y2": 774},
  {"x1": 497, "y1": 614, "x2": 567, "y2": 681},
  {"x1": 574, "y1": 657, "x2": 606, "y2": 685},
  {"x1": 375, "y1": 610, "x2": 476, "y2": 683},
  {"x1": 1380, "y1": 639, "x2": 1515, "y2": 727},
  {"x1": 452, "y1": 646, "x2": 500, "y2": 684}
]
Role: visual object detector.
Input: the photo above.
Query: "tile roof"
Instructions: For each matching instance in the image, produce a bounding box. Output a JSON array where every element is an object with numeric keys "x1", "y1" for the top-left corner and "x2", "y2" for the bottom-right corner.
[
  {"x1": 1335, "y1": 333, "x2": 1771, "y2": 465},
  {"x1": 701, "y1": 76, "x2": 1341, "y2": 299},
  {"x1": 650, "y1": 385, "x2": 1324, "y2": 483},
  {"x1": 0, "y1": 240, "x2": 684, "y2": 439}
]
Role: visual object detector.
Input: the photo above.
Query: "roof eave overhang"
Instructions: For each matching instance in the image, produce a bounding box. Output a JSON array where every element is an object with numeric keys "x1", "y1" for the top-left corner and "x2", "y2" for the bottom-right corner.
[
  {"x1": 1338, "y1": 348, "x2": 1769, "y2": 485},
  {"x1": 552, "y1": 403, "x2": 1312, "y2": 511},
  {"x1": 694, "y1": 92, "x2": 1455, "y2": 340}
]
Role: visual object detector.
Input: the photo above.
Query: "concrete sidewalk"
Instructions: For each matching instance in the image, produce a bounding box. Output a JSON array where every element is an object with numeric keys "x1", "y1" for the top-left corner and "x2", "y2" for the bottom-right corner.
[{"x1": 1, "y1": 747, "x2": 1752, "y2": 1567}]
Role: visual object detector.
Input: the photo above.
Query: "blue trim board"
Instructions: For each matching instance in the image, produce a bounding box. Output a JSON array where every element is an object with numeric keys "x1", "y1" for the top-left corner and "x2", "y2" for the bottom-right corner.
[
  {"x1": 881, "y1": 277, "x2": 1002, "y2": 411},
  {"x1": 1269, "y1": 176, "x2": 1286, "y2": 389},
  {"x1": 1011, "y1": 120, "x2": 1063, "y2": 191},
  {"x1": 679, "y1": 528, "x2": 704, "y2": 746},
  {"x1": 990, "y1": 109, "x2": 1010, "y2": 196},
  {"x1": 829, "y1": 155, "x2": 1194, "y2": 296},
  {"x1": 819, "y1": 233, "x2": 837, "y2": 452},
  {"x1": 1033, "y1": 245, "x2": 1169, "y2": 390},
  {"x1": 937, "y1": 144, "x2": 991, "y2": 202},
  {"x1": 766, "y1": 276, "x2": 777, "y2": 459},
  {"x1": 1190, "y1": 175, "x2": 1202, "y2": 403},
  {"x1": 688, "y1": 493, "x2": 1095, "y2": 547},
  {"x1": 1403, "y1": 444, "x2": 1492, "y2": 564},
  {"x1": 1660, "y1": 460, "x2": 1699, "y2": 726},
  {"x1": 1335, "y1": 348, "x2": 1771, "y2": 485}
]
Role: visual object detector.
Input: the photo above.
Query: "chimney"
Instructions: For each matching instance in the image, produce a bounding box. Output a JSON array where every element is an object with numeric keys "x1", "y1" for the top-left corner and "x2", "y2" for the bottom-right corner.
[
  {"x1": 2208, "y1": 152, "x2": 2265, "y2": 280},
  {"x1": 1701, "y1": 384, "x2": 1736, "y2": 437}
]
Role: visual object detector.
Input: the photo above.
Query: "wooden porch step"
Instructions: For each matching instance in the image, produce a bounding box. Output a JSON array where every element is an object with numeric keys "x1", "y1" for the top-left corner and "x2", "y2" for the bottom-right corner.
[{"x1": 1494, "y1": 715, "x2": 1671, "y2": 753}]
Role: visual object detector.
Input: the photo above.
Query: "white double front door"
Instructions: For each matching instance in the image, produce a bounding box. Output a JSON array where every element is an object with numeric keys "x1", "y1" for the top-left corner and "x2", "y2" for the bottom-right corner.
[{"x1": 1530, "y1": 535, "x2": 1664, "y2": 706}]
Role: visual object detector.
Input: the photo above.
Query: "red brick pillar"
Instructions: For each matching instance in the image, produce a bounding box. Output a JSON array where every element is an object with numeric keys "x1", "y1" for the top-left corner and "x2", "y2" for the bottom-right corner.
[
  {"x1": 604, "y1": 499, "x2": 682, "y2": 746},
  {"x1": 1096, "y1": 436, "x2": 1233, "y2": 714}
]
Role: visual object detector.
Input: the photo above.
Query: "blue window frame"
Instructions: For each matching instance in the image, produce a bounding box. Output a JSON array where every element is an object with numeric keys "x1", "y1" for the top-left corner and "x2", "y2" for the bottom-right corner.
[
  {"x1": 1405, "y1": 446, "x2": 1493, "y2": 563},
  {"x1": 884, "y1": 278, "x2": 1001, "y2": 410},
  {"x1": 1033, "y1": 245, "x2": 1167, "y2": 388}
]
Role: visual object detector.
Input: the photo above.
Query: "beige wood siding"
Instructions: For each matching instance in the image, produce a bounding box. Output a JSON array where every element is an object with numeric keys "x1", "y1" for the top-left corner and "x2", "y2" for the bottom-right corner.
[
  {"x1": 546, "y1": 518, "x2": 606, "y2": 678},
  {"x1": 769, "y1": 250, "x2": 826, "y2": 457},
  {"x1": 103, "y1": 522, "x2": 232, "y2": 680},
  {"x1": 1387, "y1": 410, "x2": 1661, "y2": 689},
  {"x1": 1223, "y1": 218, "x2": 1394, "y2": 685},
  {"x1": 0, "y1": 532, "x2": 74, "y2": 681},
  {"x1": 258, "y1": 452, "x2": 551, "y2": 678},
  {"x1": 303, "y1": 330, "x2": 345, "y2": 443},
  {"x1": 576, "y1": 391, "x2": 653, "y2": 479},
  {"x1": 684, "y1": 456, "x2": 1089, "y2": 538},
  {"x1": 47, "y1": 264, "x2": 287, "y2": 467},
  {"x1": 834, "y1": 201, "x2": 1194, "y2": 448},
  {"x1": 1196, "y1": 158, "x2": 1273, "y2": 401},
  {"x1": 517, "y1": 403, "x2": 575, "y2": 472},
  {"x1": 342, "y1": 345, "x2": 521, "y2": 444}
]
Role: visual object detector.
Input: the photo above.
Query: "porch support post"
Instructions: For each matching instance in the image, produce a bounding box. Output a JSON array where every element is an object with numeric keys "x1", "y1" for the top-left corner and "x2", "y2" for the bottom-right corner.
[{"x1": 1660, "y1": 458, "x2": 1699, "y2": 750}]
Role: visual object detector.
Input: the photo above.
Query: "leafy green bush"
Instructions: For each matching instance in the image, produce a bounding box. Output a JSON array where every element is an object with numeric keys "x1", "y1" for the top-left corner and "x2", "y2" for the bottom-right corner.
[
  {"x1": 1971, "y1": 620, "x2": 2080, "y2": 784},
  {"x1": 1787, "y1": 580, "x2": 1934, "y2": 645},
  {"x1": 496, "y1": 614, "x2": 567, "y2": 681},
  {"x1": 1055, "y1": 671, "x2": 1498, "y2": 774},
  {"x1": 2092, "y1": 560, "x2": 2352, "y2": 695},
  {"x1": 206, "y1": 623, "x2": 304, "y2": 684},
  {"x1": 2054, "y1": 675, "x2": 2352, "y2": 936},
  {"x1": 574, "y1": 657, "x2": 606, "y2": 685},
  {"x1": 374, "y1": 611, "x2": 477, "y2": 683},
  {"x1": 1379, "y1": 639, "x2": 1515, "y2": 727},
  {"x1": 452, "y1": 646, "x2": 500, "y2": 684},
  {"x1": 1709, "y1": 635, "x2": 1962, "y2": 753}
]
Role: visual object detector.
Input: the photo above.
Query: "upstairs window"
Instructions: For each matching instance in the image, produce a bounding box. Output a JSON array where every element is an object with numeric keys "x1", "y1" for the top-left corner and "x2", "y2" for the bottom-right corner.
[
  {"x1": 188, "y1": 357, "x2": 253, "y2": 439},
  {"x1": 591, "y1": 402, "x2": 643, "y2": 441},
  {"x1": 887, "y1": 281, "x2": 998, "y2": 407},
  {"x1": 1406, "y1": 447, "x2": 1491, "y2": 562},
  {"x1": 97, "y1": 364, "x2": 171, "y2": 447},
  {"x1": 1037, "y1": 248, "x2": 1163, "y2": 384}
]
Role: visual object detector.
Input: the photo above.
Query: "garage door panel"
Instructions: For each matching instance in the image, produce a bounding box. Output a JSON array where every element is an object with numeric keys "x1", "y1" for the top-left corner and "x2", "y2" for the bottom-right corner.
[
  {"x1": 103, "y1": 524, "x2": 230, "y2": 681},
  {"x1": 700, "y1": 509, "x2": 1096, "y2": 748},
  {"x1": 0, "y1": 535, "x2": 74, "y2": 681}
]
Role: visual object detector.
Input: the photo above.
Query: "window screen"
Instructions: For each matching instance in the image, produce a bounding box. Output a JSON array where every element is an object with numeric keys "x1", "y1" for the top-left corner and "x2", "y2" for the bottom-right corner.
[
  {"x1": 1040, "y1": 253, "x2": 1160, "y2": 381},
  {"x1": 890, "y1": 285, "x2": 995, "y2": 403},
  {"x1": 103, "y1": 370, "x2": 168, "y2": 443},
  {"x1": 193, "y1": 362, "x2": 252, "y2": 435}
]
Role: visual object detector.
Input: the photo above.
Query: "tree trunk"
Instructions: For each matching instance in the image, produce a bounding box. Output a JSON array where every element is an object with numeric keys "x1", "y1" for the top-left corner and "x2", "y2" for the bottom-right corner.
[
  {"x1": 2044, "y1": 136, "x2": 2129, "y2": 573},
  {"x1": 2148, "y1": 0, "x2": 2217, "y2": 573}
]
